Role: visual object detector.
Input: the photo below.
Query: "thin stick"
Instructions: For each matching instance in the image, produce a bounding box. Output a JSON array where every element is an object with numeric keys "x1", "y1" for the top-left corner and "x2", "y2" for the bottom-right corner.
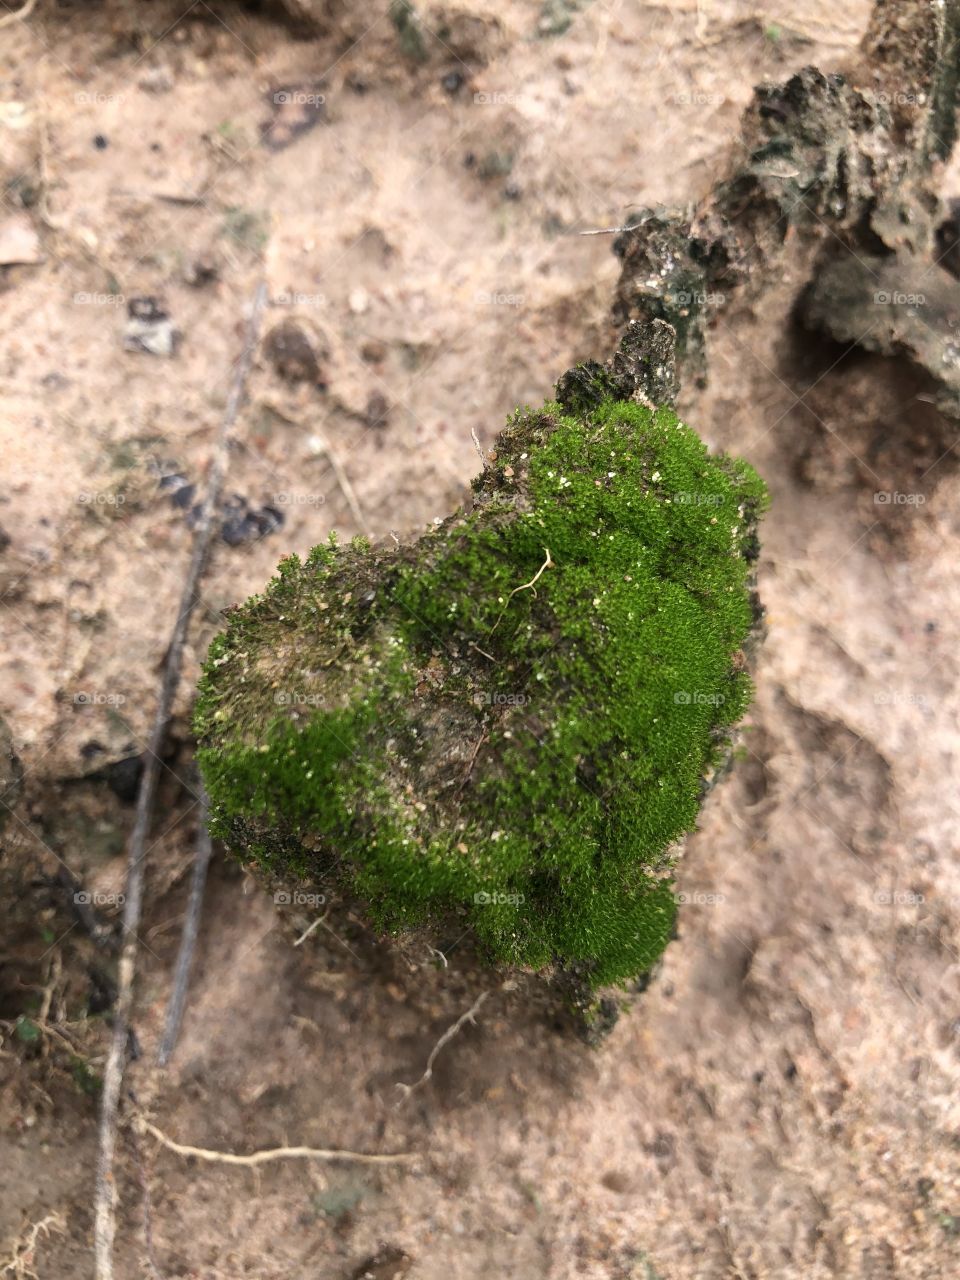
[
  {"x1": 263, "y1": 402, "x2": 365, "y2": 528},
  {"x1": 454, "y1": 730, "x2": 488, "y2": 797},
  {"x1": 127, "y1": 1124, "x2": 165, "y2": 1280},
  {"x1": 576, "y1": 225, "x2": 634, "y2": 236},
  {"x1": 156, "y1": 784, "x2": 213, "y2": 1066},
  {"x1": 315, "y1": 433, "x2": 365, "y2": 528},
  {"x1": 395, "y1": 990, "x2": 490, "y2": 1104},
  {"x1": 94, "y1": 283, "x2": 268, "y2": 1280},
  {"x1": 0, "y1": 0, "x2": 39, "y2": 30},
  {"x1": 138, "y1": 1117, "x2": 415, "y2": 1167},
  {"x1": 0, "y1": 1212, "x2": 65, "y2": 1280},
  {"x1": 55, "y1": 864, "x2": 116, "y2": 950},
  {"x1": 293, "y1": 914, "x2": 326, "y2": 947}
]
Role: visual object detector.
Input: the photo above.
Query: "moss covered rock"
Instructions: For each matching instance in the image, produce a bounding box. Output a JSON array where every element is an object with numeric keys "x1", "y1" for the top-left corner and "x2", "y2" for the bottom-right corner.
[{"x1": 195, "y1": 323, "x2": 767, "y2": 990}]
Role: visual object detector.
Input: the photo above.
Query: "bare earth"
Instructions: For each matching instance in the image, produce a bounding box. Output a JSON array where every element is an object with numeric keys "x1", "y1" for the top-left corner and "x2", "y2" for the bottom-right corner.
[{"x1": 3, "y1": 2, "x2": 960, "y2": 1278}]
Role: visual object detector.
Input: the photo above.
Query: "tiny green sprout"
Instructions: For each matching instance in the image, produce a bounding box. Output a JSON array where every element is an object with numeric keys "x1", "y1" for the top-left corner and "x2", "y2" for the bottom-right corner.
[
  {"x1": 390, "y1": 0, "x2": 429, "y2": 62},
  {"x1": 14, "y1": 1015, "x2": 41, "y2": 1044},
  {"x1": 71, "y1": 1056, "x2": 102, "y2": 1097}
]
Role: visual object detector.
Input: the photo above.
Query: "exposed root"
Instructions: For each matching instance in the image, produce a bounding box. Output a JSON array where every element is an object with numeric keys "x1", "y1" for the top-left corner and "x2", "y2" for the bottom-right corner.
[
  {"x1": 0, "y1": 0, "x2": 39, "y2": 31},
  {"x1": 489, "y1": 547, "x2": 553, "y2": 633},
  {"x1": 136, "y1": 1116, "x2": 416, "y2": 1167},
  {"x1": 0, "y1": 1213, "x2": 65, "y2": 1280},
  {"x1": 94, "y1": 283, "x2": 268, "y2": 1280},
  {"x1": 293, "y1": 912, "x2": 328, "y2": 946},
  {"x1": 156, "y1": 784, "x2": 213, "y2": 1067},
  {"x1": 395, "y1": 990, "x2": 491, "y2": 1105}
]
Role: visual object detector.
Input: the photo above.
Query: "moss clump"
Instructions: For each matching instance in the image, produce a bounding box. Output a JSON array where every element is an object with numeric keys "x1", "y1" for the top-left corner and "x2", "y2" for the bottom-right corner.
[{"x1": 195, "y1": 344, "x2": 767, "y2": 990}]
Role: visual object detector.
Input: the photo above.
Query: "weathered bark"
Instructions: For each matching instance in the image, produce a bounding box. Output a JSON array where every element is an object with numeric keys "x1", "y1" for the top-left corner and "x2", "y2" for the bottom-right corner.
[{"x1": 612, "y1": 0, "x2": 960, "y2": 415}]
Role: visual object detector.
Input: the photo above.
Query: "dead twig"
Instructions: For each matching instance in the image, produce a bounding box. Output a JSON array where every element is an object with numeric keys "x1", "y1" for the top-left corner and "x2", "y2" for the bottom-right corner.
[
  {"x1": 293, "y1": 912, "x2": 327, "y2": 947},
  {"x1": 54, "y1": 863, "x2": 117, "y2": 951},
  {"x1": 137, "y1": 1116, "x2": 415, "y2": 1167},
  {"x1": 0, "y1": 1213, "x2": 65, "y2": 1280},
  {"x1": 455, "y1": 729, "x2": 488, "y2": 797},
  {"x1": 0, "y1": 1014, "x2": 86, "y2": 1058},
  {"x1": 126, "y1": 1124, "x2": 165, "y2": 1280},
  {"x1": 94, "y1": 283, "x2": 268, "y2": 1280},
  {"x1": 36, "y1": 952, "x2": 61, "y2": 1031},
  {"x1": 263, "y1": 402, "x2": 365, "y2": 527},
  {"x1": 470, "y1": 427, "x2": 487, "y2": 465},
  {"x1": 312, "y1": 432, "x2": 365, "y2": 528},
  {"x1": 0, "y1": 0, "x2": 39, "y2": 30},
  {"x1": 395, "y1": 990, "x2": 491, "y2": 1105},
  {"x1": 577, "y1": 224, "x2": 634, "y2": 236},
  {"x1": 156, "y1": 783, "x2": 213, "y2": 1066}
]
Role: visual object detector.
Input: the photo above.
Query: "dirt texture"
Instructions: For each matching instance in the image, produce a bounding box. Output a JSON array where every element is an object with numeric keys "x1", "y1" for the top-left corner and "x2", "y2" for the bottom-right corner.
[{"x1": 3, "y1": 2, "x2": 960, "y2": 1279}]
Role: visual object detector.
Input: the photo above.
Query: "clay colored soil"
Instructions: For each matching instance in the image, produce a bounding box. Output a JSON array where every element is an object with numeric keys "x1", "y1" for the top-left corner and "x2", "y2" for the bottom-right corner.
[{"x1": 2, "y1": 3, "x2": 959, "y2": 1278}]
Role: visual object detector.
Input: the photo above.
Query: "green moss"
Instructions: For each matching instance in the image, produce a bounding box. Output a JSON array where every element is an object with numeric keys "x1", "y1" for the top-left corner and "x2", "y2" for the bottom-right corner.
[
  {"x1": 390, "y1": 0, "x2": 429, "y2": 62},
  {"x1": 195, "y1": 395, "x2": 767, "y2": 989}
]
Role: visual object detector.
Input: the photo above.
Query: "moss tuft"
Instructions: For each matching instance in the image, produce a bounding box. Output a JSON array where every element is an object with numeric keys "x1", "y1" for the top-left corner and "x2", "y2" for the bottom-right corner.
[{"x1": 195, "y1": 385, "x2": 767, "y2": 989}]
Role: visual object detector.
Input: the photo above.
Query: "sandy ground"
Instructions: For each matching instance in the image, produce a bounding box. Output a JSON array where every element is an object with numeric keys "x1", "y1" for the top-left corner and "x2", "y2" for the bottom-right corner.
[{"x1": 3, "y1": 1, "x2": 960, "y2": 1277}]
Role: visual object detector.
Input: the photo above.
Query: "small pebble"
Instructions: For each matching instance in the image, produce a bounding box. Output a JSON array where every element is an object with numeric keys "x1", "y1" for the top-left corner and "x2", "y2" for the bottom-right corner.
[
  {"x1": 183, "y1": 255, "x2": 219, "y2": 287},
  {"x1": 170, "y1": 482, "x2": 196, "y2": 510},
  {"x1": 365, "y1": 392, "x2": 390, "y2": 429},
  {"x1": 361, "y1": 339, "x2": 387, "y2": 363},
  {"x1": 125, "y1": 297, "x2": 179, "y2": 357},
  {"x1": 139, "y1": 66, "x2": 174, "y2": 94},
  {"x1": 263, "y1": 317, "x2": 325, "y2": 384},
  {"x1": 220, "y1": 497, "x2": 285, "y2": 547},
  {"x1": 103, "y1": 755, "x2": 143, "y2": 804}
]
